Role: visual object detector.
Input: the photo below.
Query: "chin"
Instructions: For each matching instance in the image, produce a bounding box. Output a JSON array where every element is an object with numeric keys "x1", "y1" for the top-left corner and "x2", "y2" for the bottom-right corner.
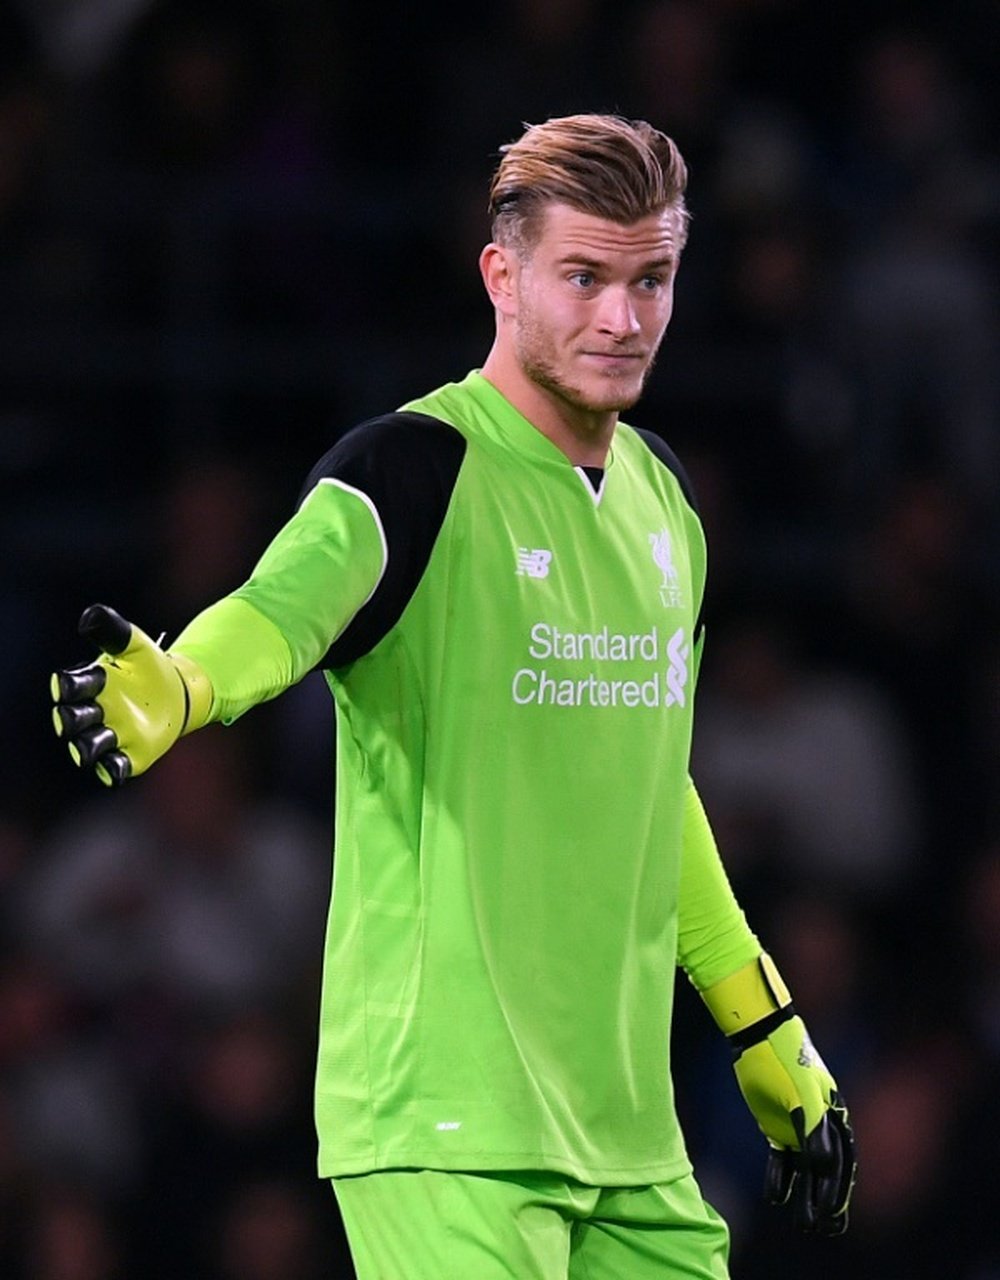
[
  {"x1": 534, "y1": 363, "x2": 643, "y2": 416},
  {"x1": 592, "y1": 368, "x2": 648, "y2": 405},
  {"x1": 586, "y1": 384, "x2": 643, "y2": 414}
]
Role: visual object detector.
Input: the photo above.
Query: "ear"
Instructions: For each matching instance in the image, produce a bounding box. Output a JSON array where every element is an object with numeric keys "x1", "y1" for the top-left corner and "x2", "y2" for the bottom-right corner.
[{"x1": 479, "y1": 242, "x2": 518, "y2": 317}]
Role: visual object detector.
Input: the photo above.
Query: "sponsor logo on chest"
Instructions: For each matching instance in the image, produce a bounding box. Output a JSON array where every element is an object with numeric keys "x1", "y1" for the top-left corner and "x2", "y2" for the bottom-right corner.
[{"x1": 508, "y1": 527, "x2": 693, "y2": 711}]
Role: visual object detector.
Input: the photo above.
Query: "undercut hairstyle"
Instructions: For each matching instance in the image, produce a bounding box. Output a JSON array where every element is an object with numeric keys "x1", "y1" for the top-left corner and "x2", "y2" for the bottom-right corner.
[{"x1": 488, "y1": 113, "x2": 690, "y2": 255}]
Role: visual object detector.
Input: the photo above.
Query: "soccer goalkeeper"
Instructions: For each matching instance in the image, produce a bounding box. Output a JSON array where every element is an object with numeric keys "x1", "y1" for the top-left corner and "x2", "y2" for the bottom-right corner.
[{"x1": 51, "y1": 113, "x2": 855, "y2": 1279}]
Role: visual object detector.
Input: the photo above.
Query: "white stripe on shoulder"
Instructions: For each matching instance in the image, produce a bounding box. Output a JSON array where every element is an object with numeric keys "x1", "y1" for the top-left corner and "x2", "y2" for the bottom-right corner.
[{"x1": 312, "y1": 476, "x2": 389, "y2": 597}]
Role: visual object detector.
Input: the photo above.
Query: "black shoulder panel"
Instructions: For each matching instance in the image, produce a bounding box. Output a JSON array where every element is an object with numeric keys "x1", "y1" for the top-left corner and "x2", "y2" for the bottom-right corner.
[
  {"x1": 632, "y1": 427, "x2": 701, "y2": 516},
  {"x1": 299, "y1": 411, "x2": 467, "y2": 668}
]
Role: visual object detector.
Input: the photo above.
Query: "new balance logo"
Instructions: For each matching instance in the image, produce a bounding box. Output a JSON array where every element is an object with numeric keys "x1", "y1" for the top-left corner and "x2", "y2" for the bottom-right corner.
[{"x1": 517, "y1": 548, "x2": 553, "y2": 579}]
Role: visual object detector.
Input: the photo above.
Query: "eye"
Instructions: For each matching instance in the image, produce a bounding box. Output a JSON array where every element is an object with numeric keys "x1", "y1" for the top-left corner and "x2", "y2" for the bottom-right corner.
[
  {"x1": 569, "y1": 270, "x2": 596, "y2": 289},
  {"x1": 638, "y1": 273, "x2": 664, "y2": 292}
]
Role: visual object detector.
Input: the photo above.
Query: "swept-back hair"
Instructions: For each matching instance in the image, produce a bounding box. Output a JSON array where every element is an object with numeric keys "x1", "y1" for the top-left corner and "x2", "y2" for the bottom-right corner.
[{"x1": 489, "y1": 113, "x2": 690, "y2": 253}]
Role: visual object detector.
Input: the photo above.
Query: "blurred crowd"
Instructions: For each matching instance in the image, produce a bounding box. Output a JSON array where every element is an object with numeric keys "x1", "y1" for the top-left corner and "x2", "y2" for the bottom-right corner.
[{"x1": 0, "y1": 0, "x2": 998, "y2": 1276}]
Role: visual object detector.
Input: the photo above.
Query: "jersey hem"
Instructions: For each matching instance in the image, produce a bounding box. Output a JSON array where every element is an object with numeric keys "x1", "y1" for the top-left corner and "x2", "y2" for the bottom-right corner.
[{"x1": 318, "y1": 1150, "x2": 693, "y2": 1187}]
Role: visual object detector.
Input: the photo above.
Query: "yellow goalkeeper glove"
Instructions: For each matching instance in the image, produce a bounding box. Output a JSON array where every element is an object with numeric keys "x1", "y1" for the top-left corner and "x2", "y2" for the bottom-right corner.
[
  {"x1": 50, "y1": 604, "x2": 212, "y2": 786},
  {"x1": 701, "y1": 952, "x2": 857, "y2": 1235}
]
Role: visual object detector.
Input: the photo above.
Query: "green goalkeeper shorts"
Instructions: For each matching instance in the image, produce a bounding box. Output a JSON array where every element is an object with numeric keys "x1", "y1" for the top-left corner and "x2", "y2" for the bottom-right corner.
[{"x1": 332, "y1": 1168, "x2": 730, "y2": 1280}]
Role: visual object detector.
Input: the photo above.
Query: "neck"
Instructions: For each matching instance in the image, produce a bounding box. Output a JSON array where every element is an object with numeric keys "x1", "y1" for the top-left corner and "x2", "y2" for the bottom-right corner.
[{"x1": 480, "y1": 347, "x2": 616, "y2": 467}]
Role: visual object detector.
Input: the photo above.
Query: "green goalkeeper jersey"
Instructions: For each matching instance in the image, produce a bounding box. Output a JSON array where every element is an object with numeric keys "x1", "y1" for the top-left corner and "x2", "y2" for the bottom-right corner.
[{"x1": 174, "y1": 371, "x2": 759, "y2": 1184}]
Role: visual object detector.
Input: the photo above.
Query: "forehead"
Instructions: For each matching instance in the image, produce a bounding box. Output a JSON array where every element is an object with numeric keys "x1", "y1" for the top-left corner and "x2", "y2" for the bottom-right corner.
[{"x1": 531, "y1": 202, "x2": 683, "y2": 265}]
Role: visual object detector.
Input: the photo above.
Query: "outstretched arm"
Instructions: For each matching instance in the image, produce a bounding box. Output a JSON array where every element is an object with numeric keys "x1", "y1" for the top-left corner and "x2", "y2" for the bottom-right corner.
[{"x1": 50, "y1": 474, "x2": 387, "y2": 785}]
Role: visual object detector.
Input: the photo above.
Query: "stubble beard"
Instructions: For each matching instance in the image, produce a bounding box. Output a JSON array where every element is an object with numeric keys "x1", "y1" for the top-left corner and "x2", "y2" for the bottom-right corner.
[{"x1": 516, "y1": 314, "x2": 656, "y2": 419}]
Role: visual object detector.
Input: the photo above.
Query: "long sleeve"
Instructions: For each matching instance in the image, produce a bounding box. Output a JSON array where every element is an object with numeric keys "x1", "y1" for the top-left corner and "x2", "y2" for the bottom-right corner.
[
  {"x1": 676, "y1": 775, "x2": 761, "y2": 990},
  {"x1": 173, "y1": 477, "x2": 387, "y2": 723},
  {"x1": 172, "y1": 411, "x2": 467, "y2": 726}
]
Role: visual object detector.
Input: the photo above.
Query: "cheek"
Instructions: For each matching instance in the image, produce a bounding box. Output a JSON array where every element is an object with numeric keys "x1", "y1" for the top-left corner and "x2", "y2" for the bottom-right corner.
[
  {"x1": 647, "y1": 291, "x2": 675, "y2": 337},
  {"x1": 518, "y1": 290, "x2": 573, "y2": 343},
  {"x1": 545, "y1": 296, "x2": 593, "y2": 340}
]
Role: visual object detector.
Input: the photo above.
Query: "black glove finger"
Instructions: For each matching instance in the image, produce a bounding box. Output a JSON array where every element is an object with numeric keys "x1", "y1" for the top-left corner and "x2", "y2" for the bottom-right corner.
[
  {"x1": 795, "y1": 1105, "x2": 854, "y2": 1235},
  {"x1": 802, "y1": 1110, "x2": 835, "y2": 1229},
  {"x1": 52, "y1": 701, "x2": 103, "y2": 740},
  {"x1": 95, "y1": 750, "x2": 132, "y2": 787},
  {"x1": 822, "y1": 1098, "x2": 857, "y2": 1231},
  {"x1": 812, "y1": 1116, "x2": 844, "y2": 1224},
  {"x1": 78, "y1": 603, "x2": 132, "y2": 656},
  {"x1": 68, "y1": 723, "x2": 120, "y2": 769},
  {"x1": 50, "y1": 663, "x2": 107, "y2": 705},
  {"x1": 792, "y1": 1159, "x2": 821, "y2": 1233},
  {"x1": 764, "y1": 1106, "x2": 827, "y2": 1232},
  {"x1": 764, "y1": 1146, "x2": 795, "y2": 1206}
]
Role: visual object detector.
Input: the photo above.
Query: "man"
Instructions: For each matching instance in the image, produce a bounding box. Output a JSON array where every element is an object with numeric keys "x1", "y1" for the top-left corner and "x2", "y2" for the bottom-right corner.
[{"x1": 51, "y1": 113, "x2": 855, "y2": 1278}]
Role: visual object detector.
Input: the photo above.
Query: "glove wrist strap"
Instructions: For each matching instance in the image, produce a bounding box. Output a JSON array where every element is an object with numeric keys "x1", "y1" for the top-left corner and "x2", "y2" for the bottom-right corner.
[
  {"x1": 700, "y1": 951, "x2": 794, "y2": 1036},
  {"x1": 169, "y1": 650, "x2": 214, "y2": 734},
  {"x1": 727, "y1": 1001, "x2": 797, "y2": 1058}
]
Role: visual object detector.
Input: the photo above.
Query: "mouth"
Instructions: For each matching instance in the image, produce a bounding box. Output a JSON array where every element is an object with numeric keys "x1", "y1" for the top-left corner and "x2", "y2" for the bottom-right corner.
[
  {"x1": 582, "y1": 352, "x2": 646, "y2": 376},
  {"x1": 583, "y1": 351, "x2": 645, "y2": 365}
]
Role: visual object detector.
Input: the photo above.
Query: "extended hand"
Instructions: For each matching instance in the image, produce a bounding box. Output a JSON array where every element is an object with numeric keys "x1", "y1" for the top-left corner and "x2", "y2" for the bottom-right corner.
[{"x1": 51, "y1": 604, "x2": 211, "y2": 786}]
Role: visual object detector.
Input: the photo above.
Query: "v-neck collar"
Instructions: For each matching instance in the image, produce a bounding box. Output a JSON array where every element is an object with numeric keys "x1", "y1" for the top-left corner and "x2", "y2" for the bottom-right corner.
[{"x1": 462, "y1": 371, "x2": 617, "y2": 480}]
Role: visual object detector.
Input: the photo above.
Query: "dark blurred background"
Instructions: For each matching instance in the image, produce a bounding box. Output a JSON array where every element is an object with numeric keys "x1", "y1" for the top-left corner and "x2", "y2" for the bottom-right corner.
[{"x1": 1, "y1": 0, "x2": 998, "y2": 1276}]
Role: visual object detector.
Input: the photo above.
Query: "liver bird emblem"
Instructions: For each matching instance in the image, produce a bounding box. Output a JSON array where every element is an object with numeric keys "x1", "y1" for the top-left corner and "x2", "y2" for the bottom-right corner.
[{"x1": 649, "y1": 528, "x2": 677, "y2": 587}]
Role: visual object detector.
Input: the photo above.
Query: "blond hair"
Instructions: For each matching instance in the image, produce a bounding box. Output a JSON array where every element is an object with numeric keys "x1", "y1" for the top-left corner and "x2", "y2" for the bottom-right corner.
[{"x1": 489, "y1": 113, "x2": 690, "y2": 253}]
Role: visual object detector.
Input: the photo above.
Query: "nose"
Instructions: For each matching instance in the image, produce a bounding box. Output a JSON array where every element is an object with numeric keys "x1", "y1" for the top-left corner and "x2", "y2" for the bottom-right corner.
[{"x1": 597, "y1": 286, "x2": 640, "y2": 339}]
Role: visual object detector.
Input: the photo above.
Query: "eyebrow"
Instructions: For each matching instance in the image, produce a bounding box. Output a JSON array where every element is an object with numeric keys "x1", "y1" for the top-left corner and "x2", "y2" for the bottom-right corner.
[{"x1": 557, "y1": 254, "x2": 677, "y2": 272}]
